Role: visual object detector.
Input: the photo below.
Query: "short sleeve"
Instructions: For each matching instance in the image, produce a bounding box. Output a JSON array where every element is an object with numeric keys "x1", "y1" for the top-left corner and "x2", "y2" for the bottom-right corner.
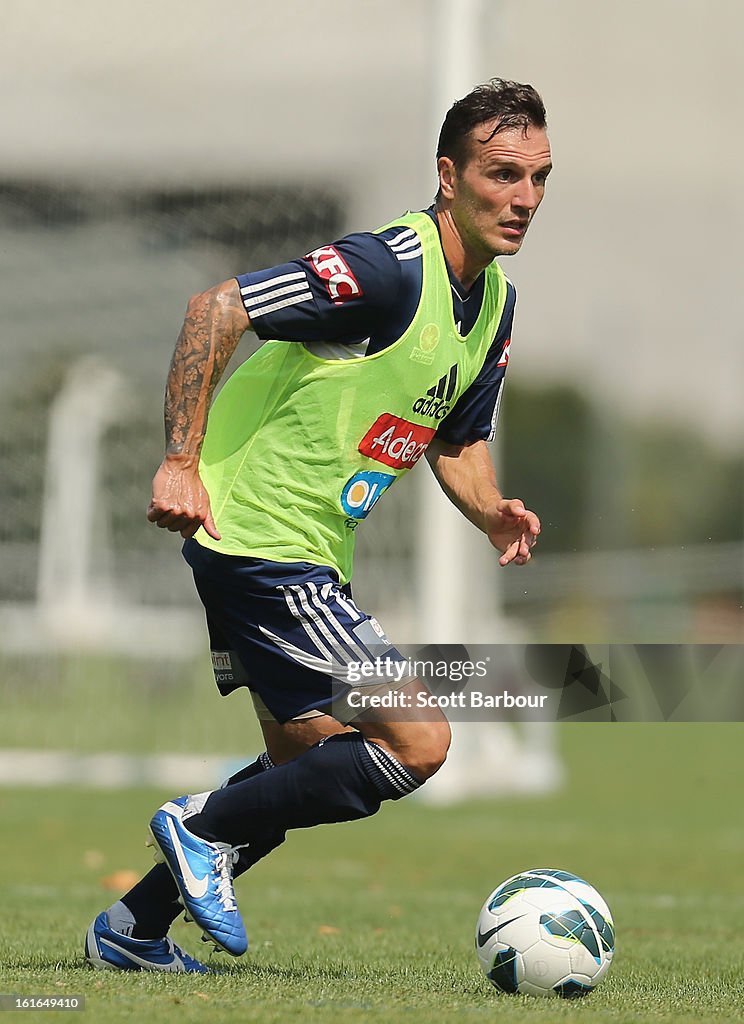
[
  {"x1": 435, "y1": 281, "x2": 517, "y2": 445},
  {"x1": 235, "y1": 232, "x2": 404, "y2": 344}
]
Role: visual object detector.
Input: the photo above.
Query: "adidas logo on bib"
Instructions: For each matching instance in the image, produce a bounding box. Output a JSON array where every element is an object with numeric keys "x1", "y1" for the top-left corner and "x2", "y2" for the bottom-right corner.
[{"x1": 412, "y1": 364, "x2": 458, "y2": 420}]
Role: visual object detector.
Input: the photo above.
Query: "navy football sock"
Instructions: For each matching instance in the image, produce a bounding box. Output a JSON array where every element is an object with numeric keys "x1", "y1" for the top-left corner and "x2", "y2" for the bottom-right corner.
[
  {"x1": 119, "y1": 865, "x2": 181, "y2": 940},
  {"x1": 228, "y1": 752, "x2": 287, "y2": 878},
  {"x1": 221, "y1": 751, "x2": 276, "y2": 788},
  {"x1": 121, "y1": 752, "x2": 276, "y2": 939},
  {"x1": 185, "y1": 733, "x2": 422, "y2": 848}
]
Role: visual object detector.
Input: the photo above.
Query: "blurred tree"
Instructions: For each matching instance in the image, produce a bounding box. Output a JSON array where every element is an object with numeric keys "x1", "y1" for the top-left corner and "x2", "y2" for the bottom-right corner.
[
  {"x1": 501, "y1": 383, "x2": 592, "y2": 552},
  {"x1": 502, "y1": 383, "x2": 743, "y2": 552}
]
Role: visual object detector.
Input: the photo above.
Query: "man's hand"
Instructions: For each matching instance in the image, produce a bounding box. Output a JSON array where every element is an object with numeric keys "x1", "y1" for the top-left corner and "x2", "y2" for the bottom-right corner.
[
  {"x1": 484, "y1": 497, "x2": 540, "y2": 566},
  {"x1": 147, "y1": 279, "x2": 249, "y2": 541},
  {"x1": 425, "y1": 439, "x2": 540, "y2": 567},
  {"x1": 146, "y1": 456, "x2": 221, "y2": 541}
]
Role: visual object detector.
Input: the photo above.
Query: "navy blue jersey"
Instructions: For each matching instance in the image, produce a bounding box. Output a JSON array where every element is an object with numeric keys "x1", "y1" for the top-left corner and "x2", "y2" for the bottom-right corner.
[{"x1": 236, "y1": 207, "x2": 515, "y2": 444}]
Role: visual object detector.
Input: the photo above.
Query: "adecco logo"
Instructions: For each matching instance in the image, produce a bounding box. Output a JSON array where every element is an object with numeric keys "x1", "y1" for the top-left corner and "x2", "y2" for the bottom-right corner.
[{"x1": 358, "y1": 414, "x2": 436, "y2": 470}]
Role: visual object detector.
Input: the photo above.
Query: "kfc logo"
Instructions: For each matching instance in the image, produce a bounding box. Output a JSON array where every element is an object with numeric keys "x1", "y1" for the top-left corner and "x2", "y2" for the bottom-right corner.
[
  {"x1": 358, "y1": 414, "x2": 436, "y2": 470},
  {"x1": 306, "y1": 246, "x2": 363, "y2": 304}
]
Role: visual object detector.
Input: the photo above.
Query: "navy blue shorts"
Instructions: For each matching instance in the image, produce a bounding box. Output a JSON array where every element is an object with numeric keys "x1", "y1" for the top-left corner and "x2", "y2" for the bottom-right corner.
[{"x1": 182, "y1": 539, "x2": 404, "y2": 724}]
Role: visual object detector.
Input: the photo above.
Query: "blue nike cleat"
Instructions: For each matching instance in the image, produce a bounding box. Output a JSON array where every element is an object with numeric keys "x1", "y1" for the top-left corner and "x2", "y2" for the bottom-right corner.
[
  {"x1": 147, "y1": 795, "x2": 247, "y2": 957},
  {"x1": 84, "y1": 911, "x2": 209, "y2": 973}
]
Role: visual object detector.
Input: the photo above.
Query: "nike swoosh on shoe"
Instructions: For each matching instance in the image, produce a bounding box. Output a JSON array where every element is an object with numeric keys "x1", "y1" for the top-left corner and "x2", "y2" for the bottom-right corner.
[{"x1": 166, "y1": 817, "x2": 209, "y2": 899}]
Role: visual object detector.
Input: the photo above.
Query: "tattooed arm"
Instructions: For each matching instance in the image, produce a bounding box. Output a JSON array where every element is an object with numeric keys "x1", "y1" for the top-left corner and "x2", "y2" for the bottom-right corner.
[{"x1": 146, "y1": 280, "x2": 250, "y2": 539}]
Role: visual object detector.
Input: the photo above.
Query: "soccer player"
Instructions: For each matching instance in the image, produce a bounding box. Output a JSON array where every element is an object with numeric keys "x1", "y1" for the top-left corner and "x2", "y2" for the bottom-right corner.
[{"x1": 84, "y1": 78, "x2": 551, "y2": 973}]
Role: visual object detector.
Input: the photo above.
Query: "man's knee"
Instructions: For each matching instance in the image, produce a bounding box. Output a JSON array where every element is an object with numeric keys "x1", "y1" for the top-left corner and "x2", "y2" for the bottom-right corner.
[
  {"x1": 408, "y1": 719, "x2": 451, "y2": 780},
  {"x1": 372, "y1": 719, "x2": 451, "y2": 782}
]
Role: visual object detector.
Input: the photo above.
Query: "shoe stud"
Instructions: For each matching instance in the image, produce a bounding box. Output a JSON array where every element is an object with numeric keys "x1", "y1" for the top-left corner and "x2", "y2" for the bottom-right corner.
[{"x1": 145, "y1": 831, "x2": 165, "y2": 863}]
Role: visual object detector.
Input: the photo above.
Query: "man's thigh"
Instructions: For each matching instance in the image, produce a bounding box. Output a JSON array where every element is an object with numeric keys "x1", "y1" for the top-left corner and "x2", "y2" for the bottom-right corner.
[{"x1": 251, "y1": 691, "x2": 351, "y2": 763}]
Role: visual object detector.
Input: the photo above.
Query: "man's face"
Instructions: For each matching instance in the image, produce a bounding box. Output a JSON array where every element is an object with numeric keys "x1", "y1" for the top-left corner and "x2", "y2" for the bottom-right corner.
[{"x1": 439, "y1": 121, "x2": 552, "y2": 258}]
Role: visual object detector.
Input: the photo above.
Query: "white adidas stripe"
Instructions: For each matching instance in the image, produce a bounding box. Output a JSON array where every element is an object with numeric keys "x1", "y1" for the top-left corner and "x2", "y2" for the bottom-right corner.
[
  {"x1": 289, "y1": 584, "x2": 350, "y2": 664},
  {"x1": 240, "y1": 271, "x2": 306, "y2": 296},
  {"x1": 388, "y1": 234, "x2": 421, "y2": 253},
  {"x1": 330, "y1": 584, "x2": 363, "y2": 623},
  {"x1": 280, "y1": 582, "x2": 370, "y2": 670},
  {"x1": 281, "y1": 587, "x2": 334, "y2": 661},
  {"x1": 248, "y1": 290, "x2": 313, "y2": 319},
  {"x1": 395, "y1": 247, "x2": 423, "y2": 261},
  {"x1": 258, "y1": 625, "x2": 335, "y2": 675},
  {"x1": 307, "y1": 581, "x2": 359, "y2": 657},
  {"x1": 386, "y1": 227, "x2": 416, "y2": 247},
  {"x1": 364, "y1": 741, "x2": 418, "y2": 795},
  {"x1": 488, "y1": 384, "x2": 504, "y2": 442},
  {"x1": 244, "y1": 279, "x2": 309, "y2": 309},
  {"x1": 366, "y1": 745, "x2": 406, "y2": 793},
  {"x1": 296, "y1": 583, "x2": 359, "y2": 665}
]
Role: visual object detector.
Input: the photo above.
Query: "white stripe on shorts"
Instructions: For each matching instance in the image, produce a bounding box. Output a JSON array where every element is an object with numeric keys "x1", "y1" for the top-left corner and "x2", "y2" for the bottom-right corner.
[
  {"x1": 280, "y1": 586, "x2": 334, "y2": 661},
  {"x1": 286, "y1": 584, "x2": 351, "y2": 664},
  {"x1": 306, "y1": 581, "x2": 362, "y2": 658}
]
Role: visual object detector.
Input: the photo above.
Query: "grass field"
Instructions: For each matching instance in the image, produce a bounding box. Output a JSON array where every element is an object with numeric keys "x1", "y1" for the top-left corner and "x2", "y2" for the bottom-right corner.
[{"x1": 2, "y1": 723, "x2": 743, "y2": 1023}]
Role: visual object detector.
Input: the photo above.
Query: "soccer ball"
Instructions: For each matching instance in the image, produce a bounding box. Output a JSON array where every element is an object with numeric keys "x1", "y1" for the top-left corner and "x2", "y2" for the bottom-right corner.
[{"x1": 475, "y1": 868, "x2": 615, "y2": 998}]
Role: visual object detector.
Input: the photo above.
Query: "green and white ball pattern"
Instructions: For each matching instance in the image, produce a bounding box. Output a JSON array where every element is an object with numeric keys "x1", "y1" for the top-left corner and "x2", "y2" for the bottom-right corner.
[{"x1": 475, "y1": 868, "x2": 615, "y2": 998}]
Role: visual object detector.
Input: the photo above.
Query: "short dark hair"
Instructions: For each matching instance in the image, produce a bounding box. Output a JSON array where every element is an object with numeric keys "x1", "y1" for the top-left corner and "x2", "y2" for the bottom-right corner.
[{"x1": 436, "y1": 78, "x2": 547, "y2": 169}]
